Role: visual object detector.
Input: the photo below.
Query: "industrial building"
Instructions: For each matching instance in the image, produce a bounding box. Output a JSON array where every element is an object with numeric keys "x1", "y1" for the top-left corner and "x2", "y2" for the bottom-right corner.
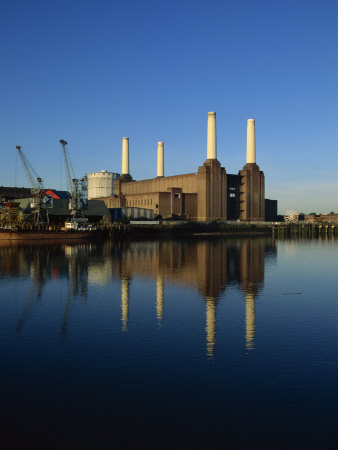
[
  {"x1": 96, "y1": 112, "x2": 266, "y2": 221},
  {"x1": 0, "y1": 187, "x2": 110, "y2": 226},
  {"x1": 2, "y1": 112, "x2": 276, "y2": 225}
]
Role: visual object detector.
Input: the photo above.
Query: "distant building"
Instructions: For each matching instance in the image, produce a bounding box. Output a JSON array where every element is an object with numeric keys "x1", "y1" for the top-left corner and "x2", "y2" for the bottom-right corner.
[
  {"x1": 0, "y1": 186, "x2": 32, "y2": 200},
  {"x1": 304, "y1": 213, "x2": 338, "y2": 224},
  {"x1": 265, "y1": 199, "x2": 278, "y2": 221},
  {"x1": 317, "y1": 213, "x2": 338, "y2": 223}
]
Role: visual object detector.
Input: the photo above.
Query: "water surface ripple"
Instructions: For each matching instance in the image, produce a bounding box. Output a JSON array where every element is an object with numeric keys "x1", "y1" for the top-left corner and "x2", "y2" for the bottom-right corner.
[{"x1": 0, "y1": 237, "x2": 337, "y2": 449}]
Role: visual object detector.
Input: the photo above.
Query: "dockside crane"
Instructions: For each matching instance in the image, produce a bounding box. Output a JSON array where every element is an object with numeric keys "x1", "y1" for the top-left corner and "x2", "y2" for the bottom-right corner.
[
  {"x1": 59, "y1": 140, "x2": 87, "y2": 222},
  {"x1": 15, "y1": 145, "x2": 49, "y2": 225}
]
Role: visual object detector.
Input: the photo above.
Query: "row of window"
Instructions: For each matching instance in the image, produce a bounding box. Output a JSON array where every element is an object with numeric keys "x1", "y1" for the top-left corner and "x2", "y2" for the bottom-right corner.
[
  {"x1": 116, "y1": 189, "x2": 239, "y2": 207},
  {"x1": 126, "y1": 198, "x2": 153, "y2": 207}
]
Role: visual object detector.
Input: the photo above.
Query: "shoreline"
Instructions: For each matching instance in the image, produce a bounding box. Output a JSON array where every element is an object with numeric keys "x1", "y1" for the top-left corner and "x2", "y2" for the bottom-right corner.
[{"x1": 0, "y1": 221, "x2": 336, "y2": 242}]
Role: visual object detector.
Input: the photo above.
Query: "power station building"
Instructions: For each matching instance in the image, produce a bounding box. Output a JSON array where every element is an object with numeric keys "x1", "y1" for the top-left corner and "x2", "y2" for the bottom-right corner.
[{"x1": 98, "y1": 112, "x2": 265, "y2": 222}]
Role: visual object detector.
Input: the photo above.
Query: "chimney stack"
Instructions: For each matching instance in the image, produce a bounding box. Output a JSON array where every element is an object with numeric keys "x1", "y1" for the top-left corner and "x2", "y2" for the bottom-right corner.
[
  {"x1": 122, "y1": 137, "x2": 129, "y2": 175},
  {"x1": 207, "y1": 112, "x2": 217, "y2": 160},
  {"x1": 246, "y1": 119, "x2": 256, "y2": 164},
  {"x1": 157, "y1": 141, "x2": 164, "y2": 177}
]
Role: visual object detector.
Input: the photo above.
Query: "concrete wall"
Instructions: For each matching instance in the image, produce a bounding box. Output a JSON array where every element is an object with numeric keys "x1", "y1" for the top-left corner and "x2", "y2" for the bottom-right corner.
[
  {"x1": 97, "y1": 159, "x2": 264, "y2": 222},
  {"x1": 158, "y1": 192, "x2": 171, "y2": 217},
  {"x1": 121, "y1": 207, "x2": 154, "y2": 220},
  {"x1": 114, "y1": 172, "x2": 198, "y2": 196},
  {"x1": 197, "y1": 160, "x2": 227, "y2": 221},
  {"x1": 183, "y1": 193, "x2": 198, "y2": 219},
  {"x1": 240, "y1": 163, "x2": 265, "y2": 221},
  {"x1": 124, "y1": 193, "x2": 157, "y2": 209}
]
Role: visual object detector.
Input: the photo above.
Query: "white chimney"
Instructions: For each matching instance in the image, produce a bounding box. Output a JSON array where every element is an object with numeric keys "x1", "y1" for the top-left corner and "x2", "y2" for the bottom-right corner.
[
  {"x1": 157, "y1": 141, "x2": 164, "y2": 177},
  {"x1": 122, "y1": 137, "x2": 129, "y2": 175},
  {"x1": 246, "y1": 119, "x2": 256, "y2": 164},
  {"x1": 207, "y1": 112, "x2": 217, "y2": 160}
]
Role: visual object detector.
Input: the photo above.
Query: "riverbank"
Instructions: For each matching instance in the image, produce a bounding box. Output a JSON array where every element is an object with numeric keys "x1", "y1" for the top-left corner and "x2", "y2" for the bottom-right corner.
[
  {"x1": 1, "y1": 221, "x2": 336, "y2": 242},
  {"x1": 106, "y1": 221, "x2": 338, "y2": 239},
  {"x1": 0, "y1": 229, "x2": 102, "y2": 241}
]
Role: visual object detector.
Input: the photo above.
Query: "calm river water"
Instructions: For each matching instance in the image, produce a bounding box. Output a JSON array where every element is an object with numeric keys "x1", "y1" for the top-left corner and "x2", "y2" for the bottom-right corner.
[{"x1": 0, "y1": 236, "x2": 337, "y2": 449}]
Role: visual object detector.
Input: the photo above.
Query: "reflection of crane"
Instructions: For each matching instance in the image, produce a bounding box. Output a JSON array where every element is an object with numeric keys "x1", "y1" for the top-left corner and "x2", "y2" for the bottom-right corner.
[
  {"x1": 16, "y1": 253, "x2": 47, "y2": 334},
  {"x1": 15, "y1": 145, "x2": 49, "y2": 224},
  {"x1": 59, "y1": 139, "x2": 87, "y2": 221},
  {"x1": 61, "y1": 246, "x2": 88, "y2": 335}
]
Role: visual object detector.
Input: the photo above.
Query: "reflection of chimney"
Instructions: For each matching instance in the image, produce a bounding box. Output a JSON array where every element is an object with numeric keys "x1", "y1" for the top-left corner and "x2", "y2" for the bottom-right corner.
[
  {"x1": 122, "y1": 137, "x2": 129, "y2": 175},
  {"x1": 121, "y1": 277, "x2": 129, "y2": 332},
  {"x1": 246, "y1": 119, "x2": 256, "y2": 164},
  {"x1": 157, "y1": 142, "x2": 164, "y2": 177},
  {"x1": 245, "y1": 293, "x2": 255, "y2": 350},
  {"x1": 205, "y1": 297, "x2": 216, "y2": 358},
  {"x1": 156, "y1": 273, "x2": 164, "y2": 322},
  {"x1": 207, "y1": 112, "x2": 217, "y2": 160}
]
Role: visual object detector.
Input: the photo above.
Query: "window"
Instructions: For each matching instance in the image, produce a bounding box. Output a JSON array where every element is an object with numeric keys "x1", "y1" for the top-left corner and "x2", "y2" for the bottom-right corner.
[
  {"x1": 230, "y1": 193, "x2": 236, "y2": 198},
  {"x1": 174, "y1": 193, "x2": 180, "y2": 199}
]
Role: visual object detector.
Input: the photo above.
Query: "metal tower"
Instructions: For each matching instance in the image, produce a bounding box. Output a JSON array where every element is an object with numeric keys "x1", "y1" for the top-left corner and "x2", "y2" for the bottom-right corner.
[{"x1": 15, "y1": 145, "x2": 49, "y2": 225}]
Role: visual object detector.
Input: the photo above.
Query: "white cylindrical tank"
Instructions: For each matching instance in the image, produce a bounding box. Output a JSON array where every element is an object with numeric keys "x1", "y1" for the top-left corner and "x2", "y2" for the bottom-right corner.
[{"x1": 88, "y1": 170, "x2": 115, "y2": 199}]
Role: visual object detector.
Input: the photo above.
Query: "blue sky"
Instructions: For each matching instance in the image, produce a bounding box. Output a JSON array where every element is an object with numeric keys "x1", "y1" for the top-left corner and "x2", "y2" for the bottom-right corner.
[{"x1": 1, "y1": 0, "x2": 337, "y2": 214}]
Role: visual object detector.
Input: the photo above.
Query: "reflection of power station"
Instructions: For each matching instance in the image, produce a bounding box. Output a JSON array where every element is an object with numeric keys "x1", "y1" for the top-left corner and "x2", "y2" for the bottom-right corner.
[
  {"x1": 121, "y1": 276, "x2": 130, "y2": 332},
  {"x1": 239, "y1": 239, "x2": 265, "y2": 351},
  {"x1": 195, "y1": 240, "x2": 226, "y2": 358},
  {"x1": 156, "y1": 273, "x2": 164, "y2": 323},
  {"x1": 112, "y1": 238, "x2": 275, "y2": 357},
  {"x1": 245, "y1": 293, "x2": 255, "y2": 350},
  {"x1": 205, "y1": 297, "x2": 217, "y2": 358},
  {"x1": 4, "y1": 238, "x2": 276, "y2": 354}
]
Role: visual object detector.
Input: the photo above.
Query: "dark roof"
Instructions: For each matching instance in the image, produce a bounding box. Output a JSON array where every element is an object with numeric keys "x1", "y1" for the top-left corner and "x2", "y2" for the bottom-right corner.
[
  {"x1": 47, "y1": 199, "x2": 109, "y2": 216},
  {"x1": 86, "y1": 200, "x2": 109, "y2": 216},
  {"x1": 45, "y1": 189, "x2": 71, "y2": 199},
  {"x1": 227, "y1": 174, "x2": 242, "y2": 183},
  {"x1": 48, "y1": 199, "x2": 69, "y2": 215},
  {"x1": 0, "y1": 186, "x2": 32, "y2": 200}
]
